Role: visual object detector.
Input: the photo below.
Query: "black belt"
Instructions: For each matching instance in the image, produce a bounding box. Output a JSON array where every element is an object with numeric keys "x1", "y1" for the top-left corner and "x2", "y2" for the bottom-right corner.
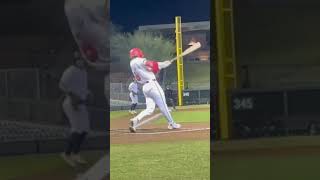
[{"x1": 146, "y1": 79, "x2": 156, "y2": 83}]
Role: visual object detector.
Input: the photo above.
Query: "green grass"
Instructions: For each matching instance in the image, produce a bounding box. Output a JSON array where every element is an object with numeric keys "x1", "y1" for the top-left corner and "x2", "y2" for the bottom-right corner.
[
  {"x1": 0, "y1": 154, "x2": 71, "y2": 180},
  {"x1": 110, "y1": 104, "x2": 210, "y2": 122},
  {"x1": 213, "y1": 154, "x2": 320, "y2": 180},
  {"x1": 111, "y1": 140, "x2": 210, "y2": 180},
  {"x1": 213, "y1": 136, "x2": 320, "y2": 180},
  {"x1": 0, "y1": 151, "x2": 105, "y2": 180},
  {"x1": 176, "y1": 104, "x2": 210, "y2": 109},
  {"x1": 154, "y1": 110, "x2": 210, "y2": 124},
  {"x1": 165, "y1": 62, "x2": 210, "y2": 89},
  {"x1": 110, "y1": 110, "x2": 131, "y2": 119}
]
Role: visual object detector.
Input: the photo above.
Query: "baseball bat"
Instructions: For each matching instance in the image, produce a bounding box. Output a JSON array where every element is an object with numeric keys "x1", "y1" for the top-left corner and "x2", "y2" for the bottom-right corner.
[{"x1": 169, "y1": 42, "x2": 202, "y2": 63}]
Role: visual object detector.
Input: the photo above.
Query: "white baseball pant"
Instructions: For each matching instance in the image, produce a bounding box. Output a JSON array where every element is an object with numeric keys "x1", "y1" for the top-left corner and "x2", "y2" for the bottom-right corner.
[{"x1": 133, "y1": 80, "x2": 174, "y2": 125}]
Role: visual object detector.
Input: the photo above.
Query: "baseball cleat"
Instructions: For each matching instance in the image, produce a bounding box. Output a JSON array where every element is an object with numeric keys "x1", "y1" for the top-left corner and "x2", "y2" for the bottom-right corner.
[
  {"x1": 61, "y1": 152, "x2": 77, "y2": 167},
  {"x1": 129, "y1": 119, "x2": 137, "y2": 133},
  {"x1": 129, "y1": 126, "x2": 136, "y2": 133},
  {"x1": 72, "y1": 154, "x2": 88, "y2": 164},
  {"x1": 129, "y1": 110, "x2": 137, "y2": 115},
  {"x1": 168, "y1": 123, "x2": 181, "y2": 130}
]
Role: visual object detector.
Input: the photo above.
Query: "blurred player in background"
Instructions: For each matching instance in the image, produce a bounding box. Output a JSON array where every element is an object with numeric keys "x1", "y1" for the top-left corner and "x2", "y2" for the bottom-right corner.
[
  {"x1": 128, "y1": 78, "x2": 139, "y2": 114},
  {"x1": 59, "y1": 51, "x2": 92, "y2": 167},
  {"x1": 63, "y1": 0, "x2": 109, "y2": 178},
  {"x1": 128, "y1": 48, "x2": 181, "y2": 132},
  {"x1": 165, "y1": 85, "x2": 176, "y2": 111}
]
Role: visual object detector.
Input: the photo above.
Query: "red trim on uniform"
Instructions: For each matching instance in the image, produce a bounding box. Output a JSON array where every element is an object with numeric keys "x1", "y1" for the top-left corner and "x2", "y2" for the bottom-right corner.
[
  {"x1": 81, "y1": 43, "x2": 98, "y2": 62},
  {"x1": 145, "y1": 60, "x2": 160, "y2": 74},
  {"x1": 134, "y1": 73, "x2": 141, "y2": 81}
]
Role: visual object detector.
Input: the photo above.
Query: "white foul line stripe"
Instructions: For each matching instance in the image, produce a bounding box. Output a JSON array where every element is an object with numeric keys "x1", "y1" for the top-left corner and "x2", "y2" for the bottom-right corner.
[
  {"x1": 76, "y1": 154, "x2": 109, "y2": 180},
  {"x1": 126, "y1": 127, "x2": 210, "y2": 135},
  {"x1": 134, "y1": 112, "x2": 162, "y2": 128}
]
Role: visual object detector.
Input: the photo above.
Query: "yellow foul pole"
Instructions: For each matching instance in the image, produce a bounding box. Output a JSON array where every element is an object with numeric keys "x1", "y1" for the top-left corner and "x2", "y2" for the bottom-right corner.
[
  {"x1": 175, "y1": 16, "x2": 184, "y2": 106},
  {"x1": 215, "y1": 0, "x2": 237, "y2": 139}
]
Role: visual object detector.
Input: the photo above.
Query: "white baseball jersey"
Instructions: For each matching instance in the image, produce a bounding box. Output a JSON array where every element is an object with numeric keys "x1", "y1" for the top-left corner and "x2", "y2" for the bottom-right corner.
[
  {"x1": 130, "y1": 57, "x2": 177, "y2": 127},
  {"x1": 59, "y1": 65, "x2": 89, "y2": 100},
  {"x1": 128, "y1": 82, "x2": 138, "y2": 94},
  {"x1": 130, "y1": 57, "x2": 156, "y2": 84},
  {"x1": 59, "y1": 65, "x2": 90, "y2": 133}
]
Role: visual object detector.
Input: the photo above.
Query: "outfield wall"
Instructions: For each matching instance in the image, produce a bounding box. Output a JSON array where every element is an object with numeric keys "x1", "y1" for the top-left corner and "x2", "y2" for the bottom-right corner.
[{"x1": 231, "y1": 87, "x2": 320, "y2": 139}]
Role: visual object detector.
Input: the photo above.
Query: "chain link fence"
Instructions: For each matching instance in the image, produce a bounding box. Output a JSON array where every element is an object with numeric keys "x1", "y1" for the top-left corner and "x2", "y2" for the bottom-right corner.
[
  {"x1": 0, "y1": 68, "x2": 63, "y2": 100},
  {"x1": 168, "y1": 82, "x2": 210, "y2": 91},
  {"x1": 1, "y1": 69, "x2": 210, "y2": 109},
  {"x1": 0, "y1": 68, "x2": 107, "y2": 130},
  {"x1": 110, "y1": 82, "x2": 130, "y2": 102},
  {"x1": 110, "y1": 82, "x2": 210, "y2": 110},
  {"x1": 110, "y1": 82, "x2": 140, "y2": 109},
  {"x1": 0, "y1": 69, "x2": 40, "y2": 98}
]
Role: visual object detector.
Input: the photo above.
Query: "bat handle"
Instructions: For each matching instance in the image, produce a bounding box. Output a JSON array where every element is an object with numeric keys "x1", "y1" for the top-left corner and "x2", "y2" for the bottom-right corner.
[{"x1": 169, "y1": 57, "x2": 177, "y2": 63}]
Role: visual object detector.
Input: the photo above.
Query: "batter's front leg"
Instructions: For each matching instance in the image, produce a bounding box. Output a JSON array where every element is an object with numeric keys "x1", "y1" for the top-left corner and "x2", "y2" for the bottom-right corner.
[
  {"x1": 152, "y1": 83, "x2": 181, "y2": 129},
  {"x1": 129, "y1": 97, "x2": 155, "y2": 132}
]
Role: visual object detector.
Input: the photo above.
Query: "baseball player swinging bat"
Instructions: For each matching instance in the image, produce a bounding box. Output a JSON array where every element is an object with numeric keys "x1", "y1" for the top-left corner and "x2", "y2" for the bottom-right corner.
[
  {"x1": 128, "y1": 42, "x2": 201, "y2": 132},
  {"x1": 169, "y1": 42, "x2": 201, "y2": 63}
]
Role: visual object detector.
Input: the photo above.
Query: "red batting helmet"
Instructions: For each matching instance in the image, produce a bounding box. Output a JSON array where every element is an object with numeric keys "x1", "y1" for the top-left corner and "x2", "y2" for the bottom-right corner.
[{"x1": 129, "y1": 48, "x2": 144, "y2": 59}]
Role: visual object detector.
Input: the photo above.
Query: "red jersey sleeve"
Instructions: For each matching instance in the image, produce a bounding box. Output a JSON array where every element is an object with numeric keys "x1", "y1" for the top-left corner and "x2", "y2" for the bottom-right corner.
[{"x1": 145, "y1": 60, "x2": 160, "y2": 74}]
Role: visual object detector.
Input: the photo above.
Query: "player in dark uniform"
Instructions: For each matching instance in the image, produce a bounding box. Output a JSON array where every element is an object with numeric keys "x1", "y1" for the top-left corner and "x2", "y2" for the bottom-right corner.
[{"x1": 165, "y1": 86, "x2": 176, "y2": 111}]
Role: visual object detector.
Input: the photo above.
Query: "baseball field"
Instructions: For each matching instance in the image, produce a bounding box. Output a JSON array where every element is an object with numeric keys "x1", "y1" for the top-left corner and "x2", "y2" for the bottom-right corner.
[
  {"x1": 110, "y1": 104, "x2": 210, "y2": 180},
  {"x1": 0, "y1": 150, "x2": 107, "y2": 180},
  {"x1": 213, "y1": 136, "x2": 320, "y2": 180}
]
